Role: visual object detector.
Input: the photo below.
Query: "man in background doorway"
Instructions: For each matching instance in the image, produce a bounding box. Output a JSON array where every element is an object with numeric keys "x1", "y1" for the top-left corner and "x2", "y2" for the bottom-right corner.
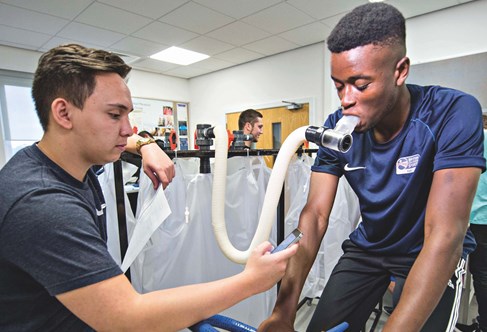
[{"x1": 238, "y1": 108, "x2": 263, "y2": 148}]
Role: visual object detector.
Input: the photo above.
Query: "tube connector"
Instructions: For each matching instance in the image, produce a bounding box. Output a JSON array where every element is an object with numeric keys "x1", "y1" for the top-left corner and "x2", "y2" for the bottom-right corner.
[
  {"x1": 195, "y1": 124, "x2": 215, "y2": 150},
  {"x1": 231, "y1": 130, "x2": 253, "y2": 150},
  {"x1": 305, "y1": 115, "x2": 359, "y2": 153}
]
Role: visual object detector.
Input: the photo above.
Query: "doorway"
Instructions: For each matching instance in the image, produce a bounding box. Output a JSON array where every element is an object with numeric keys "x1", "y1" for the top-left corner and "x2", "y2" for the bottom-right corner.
[{"x1": 226, "y1": 103, "x2": 309, "y2": 167}]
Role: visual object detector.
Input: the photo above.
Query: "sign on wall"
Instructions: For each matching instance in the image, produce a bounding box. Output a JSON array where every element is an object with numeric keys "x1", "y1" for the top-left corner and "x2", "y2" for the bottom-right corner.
[{"x1": 129, "y1": 97, "x2": 189, "y2": 150}]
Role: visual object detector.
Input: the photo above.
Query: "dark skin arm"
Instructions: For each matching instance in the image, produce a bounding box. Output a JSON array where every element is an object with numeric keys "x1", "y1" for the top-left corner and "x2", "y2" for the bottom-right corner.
[
  {"x1": 384, "y1": 167, "x2": 480, "y2": 331},
  {"x1": 261, "y1": 167, "x2": 480, "y2": 331},
  {"x1": 258, "y1": 172, "x2": 339, "y2": 331}
]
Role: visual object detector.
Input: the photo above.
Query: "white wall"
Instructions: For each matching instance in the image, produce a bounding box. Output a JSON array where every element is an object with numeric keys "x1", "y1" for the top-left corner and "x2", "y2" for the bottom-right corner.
[
  {"x1": 127, "y1": 70, "x2": 189, "y2": 103},
  {"x1": 188, "y1": 42, "x2": 326, "y2": 137},
  {"x1": 406, "y1": 0, "x2": 487, "y2": 65}
]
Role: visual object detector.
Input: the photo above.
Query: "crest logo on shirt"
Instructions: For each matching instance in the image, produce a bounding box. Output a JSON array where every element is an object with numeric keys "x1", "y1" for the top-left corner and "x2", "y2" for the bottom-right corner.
[{"x1": 396, "y1": 154, "x2": 420, "y2": 175}]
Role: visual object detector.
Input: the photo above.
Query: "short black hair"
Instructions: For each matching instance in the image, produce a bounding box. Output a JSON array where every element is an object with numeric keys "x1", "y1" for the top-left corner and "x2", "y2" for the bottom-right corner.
[
  {"x1": 238, "y1": 109, "x2": 263, "y2": 130},
  {"x1": 327, "y1": 3, "x2": 406, "y2": 53}
]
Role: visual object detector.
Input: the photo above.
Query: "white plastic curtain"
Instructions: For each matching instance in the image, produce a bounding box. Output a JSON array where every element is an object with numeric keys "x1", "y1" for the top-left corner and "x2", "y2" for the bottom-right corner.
[
  {"x1": 284, "y1": 154, "x2": 360, "y2": 299},
  {"x1": 101, "y1": 156, "x2": 276, "y2": 329},
  {"x1": 98, "y1": 162, "x2": 138, "y2": 266},
  {"x1": 100, "y1": 154, "x2": 359, "y2": 330}
]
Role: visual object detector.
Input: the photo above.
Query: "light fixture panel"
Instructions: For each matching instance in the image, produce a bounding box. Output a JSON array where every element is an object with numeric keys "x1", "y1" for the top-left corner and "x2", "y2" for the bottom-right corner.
[{"x1": 150, "y1": 46, "x2": 209, "y2": 66}]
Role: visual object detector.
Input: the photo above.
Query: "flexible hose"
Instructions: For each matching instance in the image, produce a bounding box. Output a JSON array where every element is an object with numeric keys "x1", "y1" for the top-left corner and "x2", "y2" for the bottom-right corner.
[{"x1": 212, "y1": 126, "x2": 308, "y2": 264}]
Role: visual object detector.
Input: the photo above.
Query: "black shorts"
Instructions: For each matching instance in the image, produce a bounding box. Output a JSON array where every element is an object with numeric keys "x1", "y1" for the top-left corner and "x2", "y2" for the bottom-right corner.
[{"x1": 307, "y1": 240, "x2": 466, "y2": 332}]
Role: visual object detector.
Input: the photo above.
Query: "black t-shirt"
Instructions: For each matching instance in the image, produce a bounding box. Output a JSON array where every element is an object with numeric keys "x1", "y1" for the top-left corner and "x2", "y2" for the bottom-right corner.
[{"x1": 0, "y1": 145, "x2": 122, "y2": 331}]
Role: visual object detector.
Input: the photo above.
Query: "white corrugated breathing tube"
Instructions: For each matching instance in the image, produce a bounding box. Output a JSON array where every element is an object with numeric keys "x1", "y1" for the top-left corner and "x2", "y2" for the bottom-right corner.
[{"x1": 211, "y1": 115, "x2": 359, "y2": 264}]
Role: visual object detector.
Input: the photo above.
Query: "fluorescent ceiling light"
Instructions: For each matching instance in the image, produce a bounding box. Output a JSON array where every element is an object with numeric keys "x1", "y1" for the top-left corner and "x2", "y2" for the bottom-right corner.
[
  {"x1": 150, "y1": 46, "x2": 209, "y2": 65},
  {"x1": 369, "y1": 0, "x2": 385, "y2": 2}
]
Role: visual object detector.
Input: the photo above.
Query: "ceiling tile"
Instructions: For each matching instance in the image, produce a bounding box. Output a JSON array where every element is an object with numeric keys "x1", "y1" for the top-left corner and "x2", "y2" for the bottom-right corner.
[
  {"x1": 163, "y1": 65, "x2": 213, "y2": 78},
  {"x1": 0, "y1": 0, "x2": 481, "y2": 78},
  {"x1": 111, "y1": 37, "x2": 169, "y2": 57},
  {"x1": 159, "y1": 2, "x2": 234, "y2": 34},
  {"x1": 243, "y1": 36, "x2": 299, "y2": 56},
  {"x1": 321, "y1": 12, "x2": 347, "y2": 30},
  {"x1": 242, "y1": 2, "x2": 314, "y2": 34},
  {"x1": 193, "y1": 0, "x2": 282, "y2": 19},
  {"x1": 57, "y1": 22, "x2": 125, "y2": 46},
  {"x1": 189, "y1": 57, "x2": 234, "y2": 71},
  {"x1": 0, "y1": 39, "x2": 35, "y2": 51},
  {"x1": 0, "y1": 0, "x2": 92, "y2": 20},
  {"x1": 133, "y1": 21, "x2": 198, "y2": 46},
  {"x1": 179, "y1": 36, "x2": 234, "y2": 56},
  {"x1": 212, "y1": 47, "x2": 265, "y2": 64},
  {"x1": 286, "y1": 0, "x2": 365, "y2": 20},
  {"x1": 75, "y1": 2, "x2": 152, "y2": 35},
  {"x1": 207, "y1": 21, "x2": 271, "y2": 46},
  {"x1": 132, "y1": 58, "x2": 179, "y2": 72},
  {"x1": 115, "y1": 54, "x2": 140, "y2": 65},
  {"x1": 0, "y1": 25, "x2": 51, "y2": 49},
  {"x1": 387, "y1": 0, "x2": 460, "y2": 18},
  {"x1": 280, "y1": 21, "x2": 331, "y2": 46},
  {"x1": 97, "y1": 0, "x2": 190, "y2": 20},
  {"x1": 0, "y1": 3, "x2": 69, "y2": 35},
  {"x1": 39, "y1": 37, "x2": 106, "y2": 52}
]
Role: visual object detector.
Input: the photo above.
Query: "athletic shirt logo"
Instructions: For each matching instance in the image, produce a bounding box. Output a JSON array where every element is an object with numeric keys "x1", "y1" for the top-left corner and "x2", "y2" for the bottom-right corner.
[
  {"x1": 396, "y1": 154, "x2": 420, "y2": 174},
  {"x1": 97, "y1": 203, "x2": 106, "y2": 216}
]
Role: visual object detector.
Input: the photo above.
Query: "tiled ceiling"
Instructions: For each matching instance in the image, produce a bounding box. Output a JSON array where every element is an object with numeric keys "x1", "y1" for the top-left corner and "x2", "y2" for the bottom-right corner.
[{"x1": 0, "y1": 0, "x2": 476, "y2": 78}]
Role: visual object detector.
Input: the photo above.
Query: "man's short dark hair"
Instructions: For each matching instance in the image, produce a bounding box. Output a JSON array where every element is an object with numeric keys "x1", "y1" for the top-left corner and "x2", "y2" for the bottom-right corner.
[
  {"x1": 238, "y1": 109, "x2": 263, "y2": 130},
  {"x1": 32, "y1": 44, "x2": 132, "y2": 131},
  {"x1": 327, "y1": 3, "x2": 406, "y2": 53}
]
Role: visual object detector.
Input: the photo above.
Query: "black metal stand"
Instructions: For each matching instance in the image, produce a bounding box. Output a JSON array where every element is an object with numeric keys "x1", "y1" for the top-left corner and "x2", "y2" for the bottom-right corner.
[{"x1": 113, "y1": 159, "x2": 131, "y2": 281}]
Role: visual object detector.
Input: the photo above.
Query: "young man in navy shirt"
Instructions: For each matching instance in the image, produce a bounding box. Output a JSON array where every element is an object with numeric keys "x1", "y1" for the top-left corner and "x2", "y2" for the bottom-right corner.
[{"x1": 259, "y1": 3, "x2": 485, "y2": 332}]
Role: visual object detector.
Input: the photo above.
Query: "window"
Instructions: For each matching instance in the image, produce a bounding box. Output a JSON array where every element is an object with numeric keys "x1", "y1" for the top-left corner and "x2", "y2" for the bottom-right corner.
[
  {"x1": 272, "y1": 122, "x2": 282, "y2": 149},
  {"x1": 0, "y1": 70, "x2": 39, "y2": 167}
]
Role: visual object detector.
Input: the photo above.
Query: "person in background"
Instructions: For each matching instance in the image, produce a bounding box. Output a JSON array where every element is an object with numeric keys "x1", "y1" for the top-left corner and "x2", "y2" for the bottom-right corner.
[
  {"x1": 258, "y1": 3, "x2": 484, "y2": 332},
  {"x1": 0, "y1": 43, "x2": 298, "y2": 332},
  {"x1": 238, "y1": 108, "x2": 264, "y2": 148},
  {"x1": 456, "y1": 114, "x2": 487, "y2": 332}
]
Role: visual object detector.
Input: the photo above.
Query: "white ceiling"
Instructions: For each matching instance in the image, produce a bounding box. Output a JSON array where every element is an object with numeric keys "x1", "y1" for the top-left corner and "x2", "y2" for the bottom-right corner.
[{"x1": 0, "y1": 0, "x2": 476, "y2": 79}]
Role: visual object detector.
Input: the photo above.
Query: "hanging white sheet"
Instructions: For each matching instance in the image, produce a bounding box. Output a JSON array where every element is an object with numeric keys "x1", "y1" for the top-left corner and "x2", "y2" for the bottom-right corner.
[
  {"x1": 99, "y1": 162, "x2": 138, "y2": 266},
  {"x1": 284, "y1": 155, "x2": 360, "y2": 299},
  {"x1": 100, "y1": 154, "x2": 360, "y2": 329},
  {"x1": 217, "y1": 156, "x2": 276, "y2": 326},
  {"x1": 121, "y1": 169, "x2": 171, "y2": 273},
  {"x1": 128, "y1": 156, "x2": 275, "y2": 329}
]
